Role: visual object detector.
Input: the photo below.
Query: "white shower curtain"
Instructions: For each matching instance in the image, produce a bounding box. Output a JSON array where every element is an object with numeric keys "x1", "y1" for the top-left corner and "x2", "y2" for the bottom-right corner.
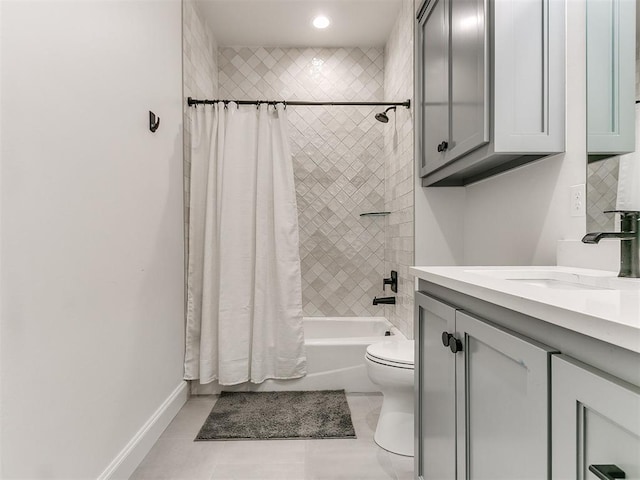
[{"x1": 184, "y1": 102, "x2": 306, "y2": 385}]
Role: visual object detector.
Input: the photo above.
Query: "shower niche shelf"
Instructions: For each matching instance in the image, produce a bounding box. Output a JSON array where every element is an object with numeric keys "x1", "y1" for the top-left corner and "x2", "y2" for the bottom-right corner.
[{"x1": 360, "y1": 212, "x2": 391, "y2": 217}]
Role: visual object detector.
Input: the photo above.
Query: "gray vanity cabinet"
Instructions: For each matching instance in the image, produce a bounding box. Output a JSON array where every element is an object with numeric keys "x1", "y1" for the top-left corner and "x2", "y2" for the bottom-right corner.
[
  {"x1": 417, "y1": 0, "x2": 565, "y2": 186},
  {"x1": 552, "y1": 355, "x2": 640, "y2": 480},
  {"x1": 455, "y1": 311, "x2": 555, "y2": 480},
  {"x1": 415, "y1": 292, "x2": 555, "y2": 480},
  {"x1": 414, "y1": 292, "x2": 457, "y2": 480}
]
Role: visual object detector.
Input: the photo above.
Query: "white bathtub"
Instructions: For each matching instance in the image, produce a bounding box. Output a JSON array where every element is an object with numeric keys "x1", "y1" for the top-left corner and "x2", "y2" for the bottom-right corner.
[
  {"x1": 190, "y1": 316, "x2": 405, "y2": 394},
  {"x1": 304, "y1": 316, "x2": 393, "y2": 341},
  {"x1": 259, "y1": 316, "x2": 403, "y2": 392}
]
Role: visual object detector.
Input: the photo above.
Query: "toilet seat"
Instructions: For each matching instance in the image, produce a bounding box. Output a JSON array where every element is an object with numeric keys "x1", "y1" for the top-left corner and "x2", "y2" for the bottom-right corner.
[{"x1": 366, "y1": 340, "x2": 414, "y2": 369}]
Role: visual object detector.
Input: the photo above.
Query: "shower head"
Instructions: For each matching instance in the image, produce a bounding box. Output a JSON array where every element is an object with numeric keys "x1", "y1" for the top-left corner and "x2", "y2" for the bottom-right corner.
[{"x1": 375, "y1": 106, "x2": 397, "y2": 123}]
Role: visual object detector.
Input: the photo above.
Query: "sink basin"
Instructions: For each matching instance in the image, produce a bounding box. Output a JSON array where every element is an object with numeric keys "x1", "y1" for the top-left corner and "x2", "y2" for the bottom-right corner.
[{"x1": 464, "y1": 268, "x2": 640, "y2": 291}]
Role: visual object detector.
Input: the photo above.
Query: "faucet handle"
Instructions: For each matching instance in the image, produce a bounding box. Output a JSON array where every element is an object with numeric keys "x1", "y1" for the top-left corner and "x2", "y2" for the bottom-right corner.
[
  {"x1": 604, "y1": 210, "x2": 640, "y2": 233},
  {"x1": 604, "y1": 210, "x2": 640, "y2": 217},
  {"x1": 382, "y1": 271, "x2": 398, "y2": 293}
]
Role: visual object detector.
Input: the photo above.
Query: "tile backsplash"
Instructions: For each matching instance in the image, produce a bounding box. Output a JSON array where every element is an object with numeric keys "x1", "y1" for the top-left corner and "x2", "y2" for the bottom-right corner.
[
  {"x1": 219, "y1": 47, "x2": 387, "y2": 316},
  {"x1": 587, "y1": 157, "x2": 619, "y2": 231}
]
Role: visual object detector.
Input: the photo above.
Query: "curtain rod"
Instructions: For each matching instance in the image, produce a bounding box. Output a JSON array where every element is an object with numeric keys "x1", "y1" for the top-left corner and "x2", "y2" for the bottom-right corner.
[{"x1": 187, "y1": 97, "x2": 411, "y2": 108}]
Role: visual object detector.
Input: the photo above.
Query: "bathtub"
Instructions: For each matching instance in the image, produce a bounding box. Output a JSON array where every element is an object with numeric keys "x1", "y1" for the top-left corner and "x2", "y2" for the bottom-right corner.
[
  {"x1": 190, "y1": 316, "x2": 405, "y2": 394},
  {"x1": 253, "y1": 316, "x2": 403, "y2": 393}
]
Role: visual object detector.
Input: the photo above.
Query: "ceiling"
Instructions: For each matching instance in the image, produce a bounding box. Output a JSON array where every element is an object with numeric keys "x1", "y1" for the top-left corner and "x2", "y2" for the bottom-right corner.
[{"x1": 195, "y1": 0, "x2": 404, "y2": 48}]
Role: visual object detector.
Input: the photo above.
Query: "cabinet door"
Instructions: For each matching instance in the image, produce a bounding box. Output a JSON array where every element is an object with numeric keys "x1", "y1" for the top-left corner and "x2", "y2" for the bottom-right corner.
[
  {"x1": 552, "y1": 355, "x2": 640, "y2": 480},
  {"x1": 493, "y1": 0, "x2": 565, "y2": 153},
  {"x1": 587, "y1": 0, "x2": 636, "y2": 155},
  {"x1": 418, "y1": 0, "x2": 449, "y2": 177},
  {"x1": 445, "y1": 0, "x2": 488, "y2": 163},
  {"x1": 415, "y1": 292, "x2": 457, "y2": 480},
  {"x1": 455, "y1": 311, "x2": 555, "y2": 480}
]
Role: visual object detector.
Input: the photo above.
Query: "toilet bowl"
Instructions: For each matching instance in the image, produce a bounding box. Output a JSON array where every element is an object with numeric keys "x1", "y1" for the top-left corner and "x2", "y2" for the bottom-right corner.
[{"x1": 365, "y1": 339, "x2": 415, "y2": 457}]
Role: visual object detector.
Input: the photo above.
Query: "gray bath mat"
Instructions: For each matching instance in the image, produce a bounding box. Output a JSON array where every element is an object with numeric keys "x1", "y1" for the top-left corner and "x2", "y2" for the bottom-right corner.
[{"x1": 195, "y1": 390, "x2": 356, "y2": 441}]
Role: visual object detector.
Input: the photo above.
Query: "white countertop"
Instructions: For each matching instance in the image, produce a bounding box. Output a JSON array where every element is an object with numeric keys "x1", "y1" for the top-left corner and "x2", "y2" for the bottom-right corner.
[{"x1": 410, "y1": 266, "x2": 640, "y2": 353}]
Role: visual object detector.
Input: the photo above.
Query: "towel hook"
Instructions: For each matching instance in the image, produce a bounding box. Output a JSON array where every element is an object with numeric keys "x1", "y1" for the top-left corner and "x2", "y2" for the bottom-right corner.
[{"x1": 149, "y1": 111, "x2": 160, "y2": 133}]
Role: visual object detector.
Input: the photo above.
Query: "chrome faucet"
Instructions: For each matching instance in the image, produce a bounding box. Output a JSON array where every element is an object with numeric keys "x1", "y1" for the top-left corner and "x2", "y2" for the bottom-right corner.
[{"x1": 582, "y1": 210, "x2": 640, "y2": 278}]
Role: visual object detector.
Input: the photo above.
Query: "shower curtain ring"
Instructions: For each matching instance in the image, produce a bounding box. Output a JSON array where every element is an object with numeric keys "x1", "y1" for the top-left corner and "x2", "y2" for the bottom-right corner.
[{"x1": 223, "y1": 100, "x2": 229, "y2": 110}]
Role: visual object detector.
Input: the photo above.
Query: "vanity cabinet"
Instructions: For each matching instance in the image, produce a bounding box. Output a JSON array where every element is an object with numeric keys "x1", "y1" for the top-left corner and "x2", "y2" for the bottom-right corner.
[
  {"x1": 415, "y1": 292, "x2": 555, "y2": 479},
  {"x1": 587, "y1": 0, "x2": 636, "y2": 156},
  {"x1": 552, "y1": 355, "x2": 640, "y2": 479},
  {"x1": 416, "y1": 0, "x2": 565, "y2": 186},
  {"x1": 415, "y1": 281, "x2": 640, "y2": 480},
  {"x1": 415, "y1": 293, "x2": 456, "y2": 479}
]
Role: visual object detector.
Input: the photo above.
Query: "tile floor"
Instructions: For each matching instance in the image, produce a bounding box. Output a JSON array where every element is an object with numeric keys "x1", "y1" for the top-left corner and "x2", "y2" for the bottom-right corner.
[{"x1": 130, "y1": 393, "x2": 414, "y2": 480}]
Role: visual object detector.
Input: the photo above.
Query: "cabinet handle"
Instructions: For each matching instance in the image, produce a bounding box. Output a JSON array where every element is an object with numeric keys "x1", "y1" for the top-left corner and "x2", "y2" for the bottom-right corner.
[
  {"x1": 589, "y1": 465, "x2": 626, "y2": 480},
  {"x1": 441, "y1": 332, "x2": 463, "y2": 353},
  {"x1": 449, "y1": 336, "x2": 462, "y2": 354},
  {"x1": 437, "y1": 141, "x2": 449, "y2": 152}
]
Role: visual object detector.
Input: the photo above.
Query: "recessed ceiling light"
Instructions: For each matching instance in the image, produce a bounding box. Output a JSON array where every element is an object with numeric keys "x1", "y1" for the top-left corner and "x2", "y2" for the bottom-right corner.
[{"x1": 312, "y1": 15, "x2": 331, "y2": 29}]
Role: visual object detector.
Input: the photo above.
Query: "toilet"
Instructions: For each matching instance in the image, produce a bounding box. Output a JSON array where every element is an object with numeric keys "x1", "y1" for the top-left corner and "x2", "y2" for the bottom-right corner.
[{"x1": 365, "y1": 339, "x2": 415, "y2": 456}]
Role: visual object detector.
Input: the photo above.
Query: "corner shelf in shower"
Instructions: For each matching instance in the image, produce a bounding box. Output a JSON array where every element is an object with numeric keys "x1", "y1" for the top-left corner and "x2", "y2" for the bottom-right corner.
[{"x1": 359, "y1": 212, "x2": 391, "y2": 217}]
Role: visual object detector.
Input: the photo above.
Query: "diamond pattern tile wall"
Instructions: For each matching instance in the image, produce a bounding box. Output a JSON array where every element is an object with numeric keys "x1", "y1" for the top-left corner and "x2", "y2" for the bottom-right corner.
[
  {"x1": 220, "y1": 47, "x2": 388, "y2": 316},
  {"x1": 587, "y1": 157, "x2": 619, "y2": 232},
  {"x1": 383, "y1": 0, "x2": 415, "y2": 339}
]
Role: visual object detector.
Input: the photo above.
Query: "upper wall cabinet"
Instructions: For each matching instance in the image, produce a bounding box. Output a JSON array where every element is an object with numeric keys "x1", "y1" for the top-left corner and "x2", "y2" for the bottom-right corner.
[
  {"x1": 587, "y1": 0, "x2": 636, "y2": 157},
  {"x1": 417, "y1": 0, "x2": 566, "y2": 186}
]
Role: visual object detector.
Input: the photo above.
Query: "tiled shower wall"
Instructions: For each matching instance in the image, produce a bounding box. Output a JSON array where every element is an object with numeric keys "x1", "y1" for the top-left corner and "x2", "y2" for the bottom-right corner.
[
  {"x1": 219, "y1": 47, "x2": 388, "y2": 316},
  {"x1": 182, "y1": 0, "x2": 218, "y2": 261},
  {"x1": 587, "y1": 30, "x2": 640, "y2": 232},
  {"x1": 383, "y1": 0, "x2": 415, "y2": 339}
]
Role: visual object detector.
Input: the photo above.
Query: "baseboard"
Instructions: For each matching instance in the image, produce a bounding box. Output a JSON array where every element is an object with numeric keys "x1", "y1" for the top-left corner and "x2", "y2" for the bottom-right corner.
[{"x1": 98, "y1": 381, "x2": 188, "y2": 480}]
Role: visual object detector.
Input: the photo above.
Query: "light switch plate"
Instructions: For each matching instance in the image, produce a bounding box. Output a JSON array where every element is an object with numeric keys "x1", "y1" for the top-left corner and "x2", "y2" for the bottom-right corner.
[{"x1": 570, "y1": 184, "x2": 586, "y2": 217}]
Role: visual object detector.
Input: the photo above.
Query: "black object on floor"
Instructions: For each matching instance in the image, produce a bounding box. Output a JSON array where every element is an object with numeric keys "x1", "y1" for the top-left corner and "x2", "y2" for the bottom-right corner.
[{"x1": 195, "y1": 390, "x2": 357, "y2": 441}]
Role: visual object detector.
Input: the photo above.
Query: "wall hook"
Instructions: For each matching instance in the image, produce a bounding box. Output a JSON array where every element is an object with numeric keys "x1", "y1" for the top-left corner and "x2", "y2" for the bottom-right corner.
[{"x1": 149, "y1": 111, "x2": 160, "y2": 133}]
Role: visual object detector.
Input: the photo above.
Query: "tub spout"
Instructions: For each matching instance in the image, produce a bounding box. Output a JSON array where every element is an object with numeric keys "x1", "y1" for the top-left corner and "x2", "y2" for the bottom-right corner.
[{"x1": 373, "y1": 296, "x2": 396, "y2": 305}]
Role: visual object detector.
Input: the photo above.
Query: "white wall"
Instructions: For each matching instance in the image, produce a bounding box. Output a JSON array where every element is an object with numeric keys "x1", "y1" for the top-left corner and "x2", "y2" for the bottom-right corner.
[
  {"x1": 0, "y1": 1, "x2": 185, "y2": 477},
  {"x1": 415, "y1": 0, "x2": 587, "y2": 268}
]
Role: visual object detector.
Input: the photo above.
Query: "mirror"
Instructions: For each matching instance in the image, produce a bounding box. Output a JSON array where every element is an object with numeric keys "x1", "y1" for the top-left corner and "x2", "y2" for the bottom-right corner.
[{"x1": 586, "y1": 0, "x2": 639, "y2": 232}]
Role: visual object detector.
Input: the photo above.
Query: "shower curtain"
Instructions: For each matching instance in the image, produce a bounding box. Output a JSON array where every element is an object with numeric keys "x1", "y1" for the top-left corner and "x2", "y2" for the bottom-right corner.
[{"x1": 184, "y1": 102, "x2": 306, "y2": 385}]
